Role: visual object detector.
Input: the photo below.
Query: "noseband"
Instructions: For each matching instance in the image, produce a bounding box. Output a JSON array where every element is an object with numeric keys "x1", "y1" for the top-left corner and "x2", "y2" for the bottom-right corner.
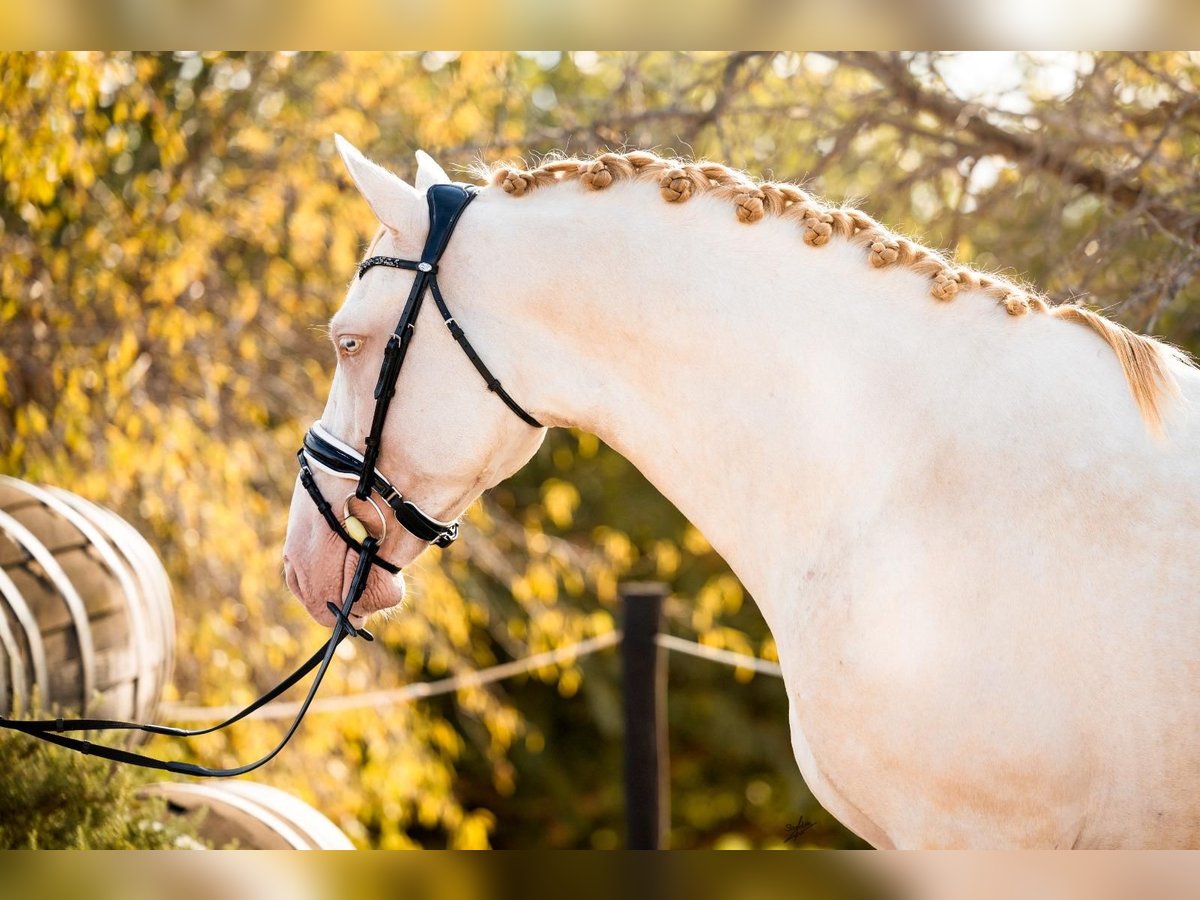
[{"x1": 0, "y1": 182, "x2": 541, "y2": 775}]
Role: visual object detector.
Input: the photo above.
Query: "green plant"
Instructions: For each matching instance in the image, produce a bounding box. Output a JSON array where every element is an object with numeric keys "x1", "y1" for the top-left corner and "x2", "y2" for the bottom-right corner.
[{"x1": 0, "y1": 731, "x2": 207, "y2": 849}]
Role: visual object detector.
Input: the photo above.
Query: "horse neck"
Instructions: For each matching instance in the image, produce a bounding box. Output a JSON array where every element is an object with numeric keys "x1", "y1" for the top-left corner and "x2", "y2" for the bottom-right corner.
[{"x1": 459, "y1": 185, "x2": 1073, "y2": 626}]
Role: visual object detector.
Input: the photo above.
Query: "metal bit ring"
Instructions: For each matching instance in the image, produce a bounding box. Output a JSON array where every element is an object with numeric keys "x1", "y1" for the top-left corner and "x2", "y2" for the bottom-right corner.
[{"x1": 342, "y1": 494, "x2": 388, "y2": 545}]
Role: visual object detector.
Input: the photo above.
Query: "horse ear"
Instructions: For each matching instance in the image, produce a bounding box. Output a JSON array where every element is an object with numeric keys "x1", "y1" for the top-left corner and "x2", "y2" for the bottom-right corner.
[
  {"x1": 414, "y1": 150, "x2": 451, "y2": 191},
  {"x1": 333, "y1": 134, "x2": 420, "y2": 234}
]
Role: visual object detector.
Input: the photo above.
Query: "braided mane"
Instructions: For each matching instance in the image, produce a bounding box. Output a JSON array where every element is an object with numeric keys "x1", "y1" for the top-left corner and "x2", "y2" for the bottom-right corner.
[{"x1": 481, "y1": 150, "x2": 1182, "y2": 433}]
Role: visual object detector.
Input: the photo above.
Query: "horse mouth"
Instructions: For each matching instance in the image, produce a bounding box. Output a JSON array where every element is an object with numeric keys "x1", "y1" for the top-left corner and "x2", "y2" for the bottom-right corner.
[{"x1": 284, "y1": 543, "x2": 406, "y2": 629}]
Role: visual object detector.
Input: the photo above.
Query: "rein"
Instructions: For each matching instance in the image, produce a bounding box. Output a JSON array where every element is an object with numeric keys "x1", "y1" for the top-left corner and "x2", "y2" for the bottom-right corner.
[{"x1": 0, "y1": 183, "x2": 541, "y2": 776}]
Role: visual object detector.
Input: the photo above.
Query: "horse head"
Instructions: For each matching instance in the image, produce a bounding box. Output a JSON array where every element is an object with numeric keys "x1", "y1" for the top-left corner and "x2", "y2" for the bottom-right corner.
[{"x1": 283, "y1": 136, "x2": 546, "y2": 626}]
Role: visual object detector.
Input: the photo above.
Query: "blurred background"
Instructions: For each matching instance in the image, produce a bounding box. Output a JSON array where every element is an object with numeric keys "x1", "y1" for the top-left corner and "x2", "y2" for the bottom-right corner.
[{"x1": 1, "y1": 51, "x2": 1199, "y2": 849}]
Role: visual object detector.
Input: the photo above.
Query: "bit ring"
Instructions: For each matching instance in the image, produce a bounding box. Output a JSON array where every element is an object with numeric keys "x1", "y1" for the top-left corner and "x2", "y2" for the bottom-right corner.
[{"x1": 342, "y1": 494, "x2": 388, "y2": 544}]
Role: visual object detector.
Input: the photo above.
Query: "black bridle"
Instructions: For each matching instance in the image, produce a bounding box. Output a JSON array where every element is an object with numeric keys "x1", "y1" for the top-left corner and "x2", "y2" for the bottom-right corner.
[
  {"x1": 0, "y1": 183, "x2": 541, "y2": 776},
  {"x1": 299, "y1": 182, "x2": 540, "y2": 562}
]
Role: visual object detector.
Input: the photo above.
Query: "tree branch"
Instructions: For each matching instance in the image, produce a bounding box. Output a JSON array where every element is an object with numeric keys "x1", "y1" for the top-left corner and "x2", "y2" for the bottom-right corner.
[{"x1": 827, "y1": 51, "x2": 1200, "y2": 245}]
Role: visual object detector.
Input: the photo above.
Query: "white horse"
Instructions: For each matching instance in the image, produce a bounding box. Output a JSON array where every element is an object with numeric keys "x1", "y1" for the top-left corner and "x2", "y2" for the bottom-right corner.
[{"x1": 284, "y1": 137, "x2": 1200, "y2": 849}]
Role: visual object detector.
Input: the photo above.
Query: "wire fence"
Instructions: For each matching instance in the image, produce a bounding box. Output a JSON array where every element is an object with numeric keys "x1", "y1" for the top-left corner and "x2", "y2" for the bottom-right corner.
[
  {"x1": 156, "y1": 584, "x2": 772, "y2": 850},
  {"x1": 160, "y1": 624, "x2": 782, "y2": 723},
  {"x1": 654, "y1": 633, "x2": 783, "y2": 678}
]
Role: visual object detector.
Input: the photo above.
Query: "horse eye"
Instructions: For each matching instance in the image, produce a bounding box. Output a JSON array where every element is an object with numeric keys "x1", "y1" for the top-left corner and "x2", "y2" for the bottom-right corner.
[{"x1": 338, "y1": 336, "x2": 363, "y2": 356}]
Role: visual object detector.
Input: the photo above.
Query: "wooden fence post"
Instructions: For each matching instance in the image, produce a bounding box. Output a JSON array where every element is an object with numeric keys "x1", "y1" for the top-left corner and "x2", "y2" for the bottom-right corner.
[{"x1": 620, "y1": 581, "x2": 669, "y2": 849}]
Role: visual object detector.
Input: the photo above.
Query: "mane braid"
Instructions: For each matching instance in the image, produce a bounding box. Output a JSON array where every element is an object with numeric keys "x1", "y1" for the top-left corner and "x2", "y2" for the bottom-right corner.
[{"x1": 481, "y1": 150, "x2": 1184, "y2": 434}]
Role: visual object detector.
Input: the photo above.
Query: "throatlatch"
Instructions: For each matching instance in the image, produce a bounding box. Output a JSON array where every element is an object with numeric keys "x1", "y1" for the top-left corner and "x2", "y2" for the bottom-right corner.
[{"x1": 0, "y1": 182, "x2": 542, "y2": 776}]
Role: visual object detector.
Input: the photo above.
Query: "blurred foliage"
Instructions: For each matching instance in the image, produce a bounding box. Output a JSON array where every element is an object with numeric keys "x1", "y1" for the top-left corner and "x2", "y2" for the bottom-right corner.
[
  {"x1": 0, "y1": 731, "x2": 207, "y2": 849},
  {"x1": 1, "y1": 51, "x2": 1197, "y2": 849}
]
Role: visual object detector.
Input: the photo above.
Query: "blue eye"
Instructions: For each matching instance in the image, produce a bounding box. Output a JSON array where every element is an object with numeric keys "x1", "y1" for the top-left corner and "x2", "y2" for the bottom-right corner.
[{"x1": 338, "y1": 336, "x2": 363, "y2": 355}]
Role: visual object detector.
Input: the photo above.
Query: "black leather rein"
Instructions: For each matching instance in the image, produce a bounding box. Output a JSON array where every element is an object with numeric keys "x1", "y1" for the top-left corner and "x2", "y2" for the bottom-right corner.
[{"x1": 0, "y1": 182, "x2": 542, "y2": 776}]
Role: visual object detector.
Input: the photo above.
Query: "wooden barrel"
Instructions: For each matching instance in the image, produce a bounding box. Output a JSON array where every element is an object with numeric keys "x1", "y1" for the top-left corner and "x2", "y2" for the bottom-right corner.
[
  {"x1": 144, "y1": 782, "x2": 355, "y2": 849},
  {"x1": 0, "y1": 476, "x2": 175, "y2": 724}
]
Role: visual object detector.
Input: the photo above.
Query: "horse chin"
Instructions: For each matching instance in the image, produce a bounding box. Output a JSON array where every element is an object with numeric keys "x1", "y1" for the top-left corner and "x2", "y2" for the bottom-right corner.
[{"x1": 339, "y1": 544, "x2": 408, "y2": 619}]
